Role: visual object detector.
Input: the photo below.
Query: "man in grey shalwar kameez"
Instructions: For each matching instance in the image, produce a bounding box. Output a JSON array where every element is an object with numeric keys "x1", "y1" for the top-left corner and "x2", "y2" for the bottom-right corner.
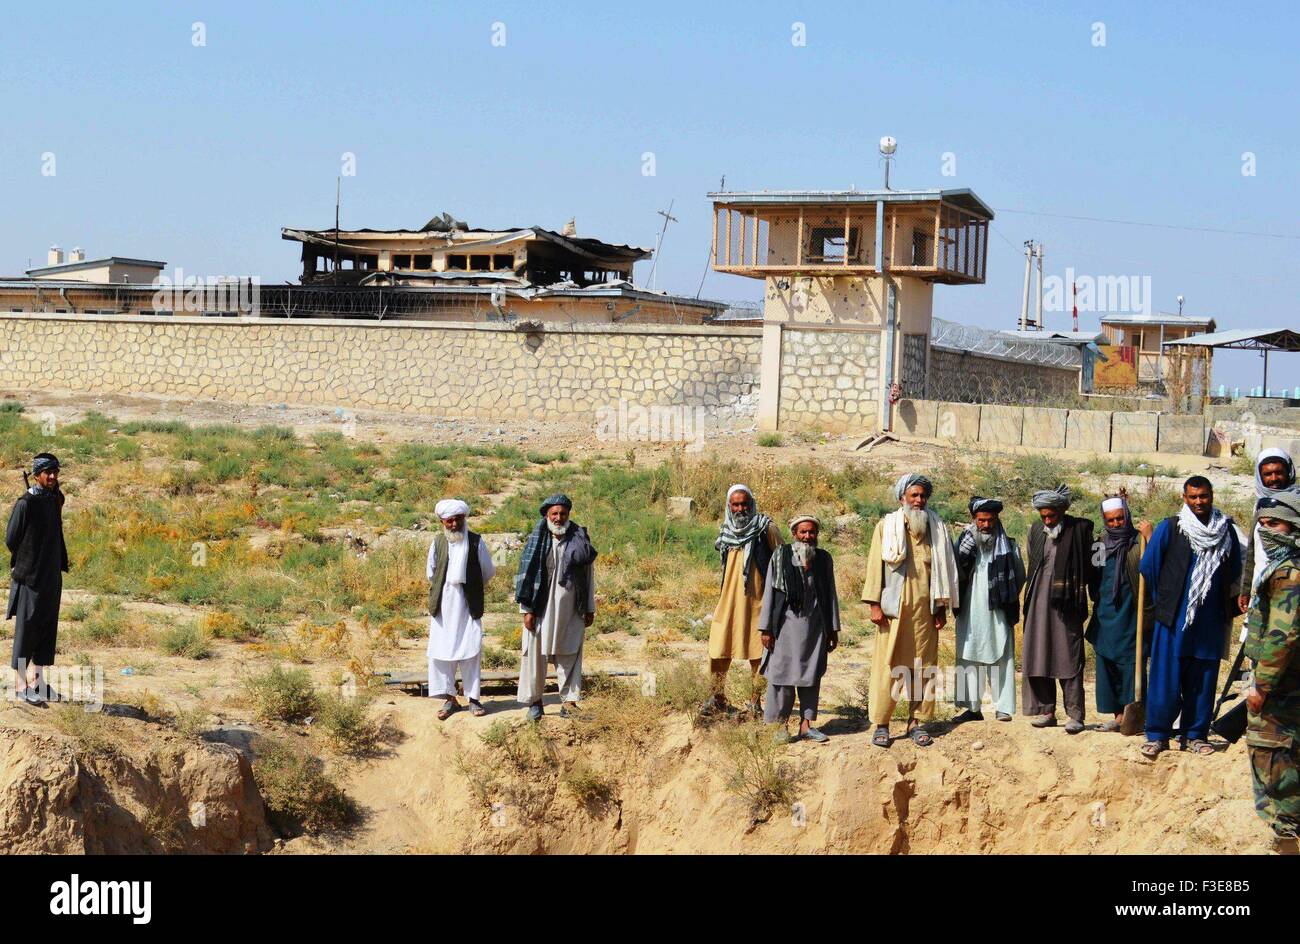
[
  {"x1": 1022, "y1": 485, "x2": 1098, "y2": 734},
  {"x1": 7, "y1": 453, "x2": 68, "y2": 707},
  {"x1": 759, "y1": 514, "x2": 840, "y2": 743},
  {"x1": 515, "y1": 494, "x2": 597, "y2": 721}
]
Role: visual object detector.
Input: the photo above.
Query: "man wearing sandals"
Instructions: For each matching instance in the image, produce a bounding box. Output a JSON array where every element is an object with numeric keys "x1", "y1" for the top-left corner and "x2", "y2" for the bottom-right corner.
[
  {"x1": 1139, "y1": 476, "x2": 1241, "y2": 759},
  {"x1": 1086, "y1": 494, "x2": 1153, "y2": 732},
  {"x1": 1243, "y1": 493, "x2": 1300, "y2": 852},
  {"x1": 1022, "y1": 485, "x2": 1097, "y2": 734},
  {"x1": 862, "y1": 473, "x2": 960, "y2": 748},
  {"x1": 515, "y1": 494, "x2": 598, "y2": 721},
  {"x1": 426, "y1": 499, "x2": 496, "y2": 720},
  {"x1": 704, "y1": 484, "x2": 783, "y2": 717},
  {"x1": 758, "y1": 514, "x2": 839, "y2": 743}
]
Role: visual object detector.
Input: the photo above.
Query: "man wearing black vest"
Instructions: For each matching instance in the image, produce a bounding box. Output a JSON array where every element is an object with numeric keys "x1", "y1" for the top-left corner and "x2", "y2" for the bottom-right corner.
[
  {"x1": 7, "y1": 452, "x2": 68, "y2": 706},
  {"x1": 1138, "y1": 475, "x2": 1242, "y2": 759},
  {"x1": 426, "y1": 499, "x2": 496, "y2": 719}
]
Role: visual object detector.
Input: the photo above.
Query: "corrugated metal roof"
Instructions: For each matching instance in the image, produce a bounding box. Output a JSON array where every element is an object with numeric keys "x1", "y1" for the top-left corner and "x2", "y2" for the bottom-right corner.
[
  {"x1": 1099, "y1": 311, "x2": 1215, "y2": 328},
  {"x1": 1163, "y1": 328, "x2": 1300, "y2": 351},
  {"x1": 708, "y1": 188, "x2": 993, "y2": 219}
]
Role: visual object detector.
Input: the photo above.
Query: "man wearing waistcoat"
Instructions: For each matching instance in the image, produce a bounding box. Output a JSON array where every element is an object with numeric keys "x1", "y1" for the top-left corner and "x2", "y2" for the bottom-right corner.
[
  {"x1": 426, "y1": 498, "x2": 496, "y2": 720},
  {"x1": 1139, "y1": 476, "x2": 1241, "y2": 759}
]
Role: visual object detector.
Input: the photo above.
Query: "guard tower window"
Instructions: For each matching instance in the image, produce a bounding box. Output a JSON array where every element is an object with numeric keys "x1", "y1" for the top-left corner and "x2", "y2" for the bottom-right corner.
[
  {"x1": 807, "y1": 226, "x2": 858, "y2": 263},
  {"x1": 493, "y1": 254, "x2": 514, "y2": 270},
  {"x1": 470, "y1": 254, "x2": 491, "y2": 270},
  {"x1": 393, "y1": 254, "x2": 412, "y2": 269},
  {"x1": 447, "y1": 254, "x2": 468, "y2": 270},
  {"x1": 413, "y1": 254, "x2": 432, "y2": 270}
]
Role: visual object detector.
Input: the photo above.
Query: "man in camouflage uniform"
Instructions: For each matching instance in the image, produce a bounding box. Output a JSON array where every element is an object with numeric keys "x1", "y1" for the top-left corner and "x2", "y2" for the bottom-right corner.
[{"x1": 1244, "y1": 492, "x2": 1300, "y2": 853}]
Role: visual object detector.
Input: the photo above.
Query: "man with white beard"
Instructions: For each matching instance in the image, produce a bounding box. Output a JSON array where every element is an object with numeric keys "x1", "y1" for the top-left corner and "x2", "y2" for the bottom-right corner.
[
  {"x1": 426, "y1": 499, "x2": 496, "y2": 720},
  {"x1": 1021, "y1": 485, "x2": 1097, "y2": 734},
  {"x1": 952, "y1": 497, "x2": 1025, "y2": 722},
  {"x1": 758, "y1": 515, "x2": 840, "y2": 743},
  {"x1": 862, "y1": 472, "x2": 960, "y2": 748},
  {"x1": 514, "y1": 494, "x2": 598, "y2": 721}
]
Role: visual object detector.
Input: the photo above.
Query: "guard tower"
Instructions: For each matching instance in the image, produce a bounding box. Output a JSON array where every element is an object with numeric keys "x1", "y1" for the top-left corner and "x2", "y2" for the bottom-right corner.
[{"x1": 710, "y1": 184, "x2": 992, "y2": 432}]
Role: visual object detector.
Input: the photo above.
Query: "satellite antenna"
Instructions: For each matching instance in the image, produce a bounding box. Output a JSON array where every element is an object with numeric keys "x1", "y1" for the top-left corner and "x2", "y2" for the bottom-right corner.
[{"x1": 879, "y1": 136, "x2": 897, "y2": 189}]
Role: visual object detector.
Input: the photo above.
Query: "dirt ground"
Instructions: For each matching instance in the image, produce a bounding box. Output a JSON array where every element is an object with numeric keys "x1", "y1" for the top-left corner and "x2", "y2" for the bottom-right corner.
[{"x1": 0, "y1": 388, "x2": 1279, "y2": 854}]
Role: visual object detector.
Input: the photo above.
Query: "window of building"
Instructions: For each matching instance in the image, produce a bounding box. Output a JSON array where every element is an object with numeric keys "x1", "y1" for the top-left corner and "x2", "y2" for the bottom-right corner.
[
  {"x1": 359, "y1": 255, "x2": 377, "y2": 270},
  {"x1": 413, "y1": 255, "x2": 432, "y2": 270},
  {"x1": 470, "y1": 254, "x2": 491, "y2": 271},
  {"x1": 493, "y1": 254, "x2": 514, "y2": 270},
  {"x1": 392, "y1": 254, "x2": 412, "y2": 269},
  {"x1": 807, "y1": 225, "x2": 859, "y2": 263},
  {"x1": 447, "y1": 254, "x2": 468, "y2": 270}
]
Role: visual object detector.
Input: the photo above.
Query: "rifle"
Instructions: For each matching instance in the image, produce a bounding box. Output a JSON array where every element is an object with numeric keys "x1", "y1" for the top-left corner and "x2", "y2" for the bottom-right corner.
[{"x1": 1210, "y1": 642, "x2": 1249, "y2": 743}]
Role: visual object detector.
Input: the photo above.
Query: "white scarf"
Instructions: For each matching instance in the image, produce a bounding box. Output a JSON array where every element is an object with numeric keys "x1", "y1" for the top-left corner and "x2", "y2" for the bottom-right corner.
[
  {"x1": 879, "y1": 507, "x2": 959, "y2": 616},
  {"x1": 1176, "y1": 503, "x2": 1231, "y2": 627}
]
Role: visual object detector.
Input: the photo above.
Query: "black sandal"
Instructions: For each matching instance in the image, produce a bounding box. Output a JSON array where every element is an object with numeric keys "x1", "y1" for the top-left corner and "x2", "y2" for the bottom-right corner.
[
  {"x1": 908, "y1": 724, "x2": 933, "y2": 747},
  {"x1": 872, "y1": 726, "x2": 891, "y2": 748}
]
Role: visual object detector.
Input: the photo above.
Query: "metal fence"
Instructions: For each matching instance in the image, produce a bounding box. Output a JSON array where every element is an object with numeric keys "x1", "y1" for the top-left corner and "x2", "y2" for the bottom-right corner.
[{"x1": 930, "y1": 317, "x2": 1082, "y2": 369}]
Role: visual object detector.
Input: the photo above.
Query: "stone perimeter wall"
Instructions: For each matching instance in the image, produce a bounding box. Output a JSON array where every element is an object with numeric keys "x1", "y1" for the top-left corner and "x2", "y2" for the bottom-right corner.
[
  {"x1": 927, "y1": 348, "x2": 1080, "y2": 405},
  {"x1": 0, "y1": 313, "x2": 763, "y2": 419}
]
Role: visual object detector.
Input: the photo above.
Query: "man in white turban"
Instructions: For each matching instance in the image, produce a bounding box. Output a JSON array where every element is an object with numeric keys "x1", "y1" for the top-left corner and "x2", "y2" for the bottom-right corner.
[
  {"x1": 861, "y1": 472, "x2": 960, "y2": 748},
  {"x1": 426, "y1": 499, "x2": 496, "y2": 719}
]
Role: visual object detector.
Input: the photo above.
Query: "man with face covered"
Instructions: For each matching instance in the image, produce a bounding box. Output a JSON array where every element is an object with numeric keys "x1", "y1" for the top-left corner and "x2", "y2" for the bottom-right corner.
[
  {"x1": 952, "y1": 497, "x2": 1025, "y2": 722},
  {"x1": 758, "y1": 515, "x2": 839, "y2": 743},
  {"x1": 7, "y1": 453, "x2": 68, "y2": 706},
  {"x1": 1240, "y1": 449, "x2": 1300, "y2": 615},
  {"x1": 515, "y1": 494, "x2": 598, "y2": 721}
]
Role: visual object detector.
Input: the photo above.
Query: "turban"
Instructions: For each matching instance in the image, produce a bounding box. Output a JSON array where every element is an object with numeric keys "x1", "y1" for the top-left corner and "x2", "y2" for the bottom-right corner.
[
  {"x1": 726, "y1": 483, "x2": 754, "y2": 504},
  {"x1": 32, "y1": 453, "x2": 60, "y2": 475},
  {"x1": 1100, "y1": 497, "x2": 1125, "y2": 514},
  {"x1": 788, "y1": 514, "x2": 820, "y2": 532},
  {"x1": 435, "y1": 498, "x2": 470, "y2": 520},
  {"x1": 1031, "y1": 485, "x2": 1072, "y2": 510},
  {"x1": 894, "y1": 473, "x2": 933, "y2": 502},
  {"x1": 968, "y1": 496, "x2": 1003, "y2": 516},
  {"x1": 1254, "y1": 448, "x2": 1299, "y2": 502},
  {"x1": 539, "y1": 493, "x2": 573, "y2": 517},
  {"x1": 1256, "y1": 492, "x2": 1300, "y2": 529}
]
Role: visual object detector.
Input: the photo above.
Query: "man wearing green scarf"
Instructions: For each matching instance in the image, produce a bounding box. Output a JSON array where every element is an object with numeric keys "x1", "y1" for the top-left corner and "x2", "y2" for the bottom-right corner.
[{"x1": 1244, "y1": 492, "x2": 1300, "y2": 852}]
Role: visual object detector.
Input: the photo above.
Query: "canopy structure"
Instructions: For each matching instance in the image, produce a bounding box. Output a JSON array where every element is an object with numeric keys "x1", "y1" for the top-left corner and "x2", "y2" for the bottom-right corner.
[{"x1": 1164, "y1": 328, "x2": 1300, "y2": 395}]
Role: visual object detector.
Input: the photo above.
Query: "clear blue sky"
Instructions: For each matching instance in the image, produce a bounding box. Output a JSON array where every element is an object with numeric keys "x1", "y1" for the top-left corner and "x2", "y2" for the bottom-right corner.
[{"x1": 3, "y1": 1, "x2": 1296, "y2": 390}]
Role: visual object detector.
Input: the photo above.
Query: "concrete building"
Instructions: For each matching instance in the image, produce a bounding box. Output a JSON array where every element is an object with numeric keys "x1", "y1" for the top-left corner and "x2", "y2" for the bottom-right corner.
[
  {"x1": 26, "y1": 246, "x2": 165, "y2": 285},
  {"x1": 710, "y1": 187, "x2": 992, "y2": 431}
]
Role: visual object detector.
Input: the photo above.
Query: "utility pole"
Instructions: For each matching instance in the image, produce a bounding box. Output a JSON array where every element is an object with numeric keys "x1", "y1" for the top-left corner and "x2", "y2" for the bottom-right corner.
[
  {"x1": 647, "y1": 199, "x2": 678, "y2": 290},
  {"x1": 333, "y1": 176, "x2": 341, "y2": 276},
  {"x1": 1035, "y1": 241, "x2": 1044, "y2": 331},
  {"x1": 1020, "y1": 241, "x2": 1034, "y2": 330}
]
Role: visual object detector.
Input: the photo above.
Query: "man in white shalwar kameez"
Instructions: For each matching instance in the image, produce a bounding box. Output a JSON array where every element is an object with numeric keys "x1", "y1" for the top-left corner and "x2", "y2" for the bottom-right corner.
[
  {"x1": 515, "y1": 493, "x2": 598, "y2": 721},
  {"x1": 427, "y1": 499, "x2": 496, "y2": 720}
]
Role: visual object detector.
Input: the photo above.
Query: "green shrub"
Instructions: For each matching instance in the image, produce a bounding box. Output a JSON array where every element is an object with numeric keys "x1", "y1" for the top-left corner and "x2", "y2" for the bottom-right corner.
[
  {"x1": 316, "y1": 691, "x2": 381, "y2": 756},
  {"x1": 245, "y1": 665, "x2": 318, "y2": 723},
  {"x1": 757, "y1": 432, "x2": 783, "y2": 447},
  {"x1": 159, "y1": 621, "x2": 212, "y2": 659},
  {"x1": 252, "y1": 736, "x2": 358, "y2": 834}
]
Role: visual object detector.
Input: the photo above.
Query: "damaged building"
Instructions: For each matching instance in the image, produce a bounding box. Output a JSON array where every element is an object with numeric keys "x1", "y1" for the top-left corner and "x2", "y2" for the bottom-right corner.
[{"x1": 278, "y1": 212, "x2": 725, "y2": 324}]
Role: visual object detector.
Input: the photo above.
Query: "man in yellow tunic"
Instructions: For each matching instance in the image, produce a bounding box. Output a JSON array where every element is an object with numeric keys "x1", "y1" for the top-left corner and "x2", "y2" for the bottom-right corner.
[
  {"x1": 704, "y1": 484, "x2": 783, "y2": 715},
  {"x1": 862, "y1": 472, "x2": 960, "y2": 748}
]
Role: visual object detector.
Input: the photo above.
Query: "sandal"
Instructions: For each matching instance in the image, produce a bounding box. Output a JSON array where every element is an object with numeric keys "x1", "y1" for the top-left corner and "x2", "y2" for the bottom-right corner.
[
  {"x1": 467, "y1": 700, "x2": 487, "y2": 717},
  {"x1": 436, "y1": 698, "x2": 460, "y2": 721},
  {"x1": 1140, "y1": 739, "x2": 1168, "y2": 759},
  {"x1": 1184, "y1": 738, "x2": 1215, "y2": 756},
  {"x1": 872, "y1": 726, "x2": 891, "y2": 748},
  {"x1": 908, "y1": 724, "x2": 933, "y2": 747}
]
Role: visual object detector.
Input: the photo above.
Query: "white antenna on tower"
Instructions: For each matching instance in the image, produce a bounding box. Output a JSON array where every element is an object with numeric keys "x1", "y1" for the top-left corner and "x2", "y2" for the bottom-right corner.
[{"x1": 879, "y1": 136, "x2": 897, "y2": 189}]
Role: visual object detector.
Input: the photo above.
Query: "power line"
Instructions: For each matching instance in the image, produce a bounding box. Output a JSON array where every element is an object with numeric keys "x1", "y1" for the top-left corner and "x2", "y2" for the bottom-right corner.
[{"x1": 993, "y1": 207, "x2": 1300, "y2": 241}]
